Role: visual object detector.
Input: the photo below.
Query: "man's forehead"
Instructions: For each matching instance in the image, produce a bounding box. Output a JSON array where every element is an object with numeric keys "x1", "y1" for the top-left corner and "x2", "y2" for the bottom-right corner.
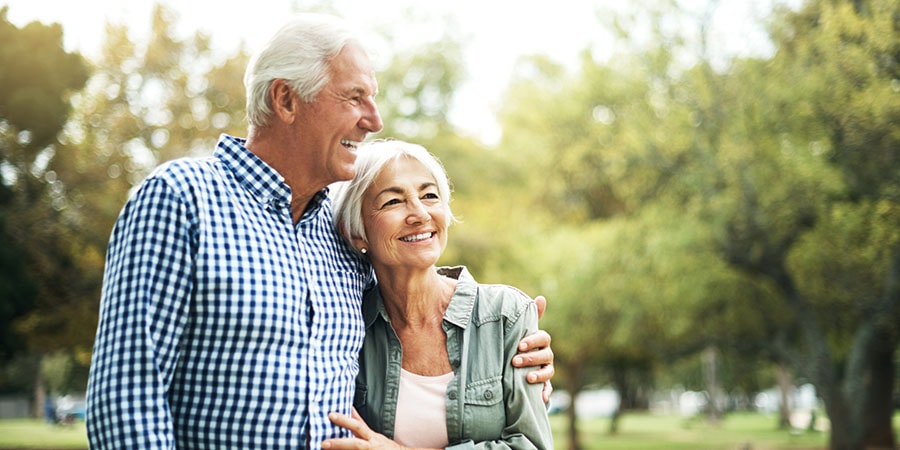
[{"x1": 329, "y1": 45, "x2": 378, "y2": 91}]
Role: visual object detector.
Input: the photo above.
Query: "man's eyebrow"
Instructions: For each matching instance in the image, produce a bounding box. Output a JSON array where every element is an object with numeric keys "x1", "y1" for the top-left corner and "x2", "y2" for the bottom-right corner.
[{"x1": 345, "y1": 86, "x2": 374, "y2": 97}]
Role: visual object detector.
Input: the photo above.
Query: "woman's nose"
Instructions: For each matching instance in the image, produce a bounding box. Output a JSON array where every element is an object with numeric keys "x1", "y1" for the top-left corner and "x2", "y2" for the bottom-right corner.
[{"x1": 406, "y1": 200, "x2": 431, "y2": 224}]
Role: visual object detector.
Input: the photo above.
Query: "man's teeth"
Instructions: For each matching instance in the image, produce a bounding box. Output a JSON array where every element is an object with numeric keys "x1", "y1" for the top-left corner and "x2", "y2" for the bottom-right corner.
[
  {"x1": 400, "y1": 232, "x2": 432, "y2": 242},
  {"x1": 341, "y1": 140, "x2": 360, "y2": 149}
]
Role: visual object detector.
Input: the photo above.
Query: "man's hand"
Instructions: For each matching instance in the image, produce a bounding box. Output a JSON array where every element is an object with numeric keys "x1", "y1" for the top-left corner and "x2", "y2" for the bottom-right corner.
[
  {"x1": 322, "y1": 409, "x2": 402, "y2": 449},
  {"x1": 513, "y1": 295, "x2": 555, "y2": 402}
]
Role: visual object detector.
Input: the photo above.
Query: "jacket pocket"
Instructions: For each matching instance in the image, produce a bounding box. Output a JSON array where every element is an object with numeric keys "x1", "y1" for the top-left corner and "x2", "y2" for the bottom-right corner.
[{"x1": 464, "y1": 375, "x2": 504, "y2": 437}]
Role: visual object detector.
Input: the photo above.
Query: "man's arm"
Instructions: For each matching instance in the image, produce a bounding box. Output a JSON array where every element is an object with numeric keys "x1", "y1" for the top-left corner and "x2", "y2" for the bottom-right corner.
[
  {"x1": 512, "y1": 295, "x2": 555, "y2": 402},
  {"x1": 86, "y1": 177, "x2": 192, "y2": 449}
]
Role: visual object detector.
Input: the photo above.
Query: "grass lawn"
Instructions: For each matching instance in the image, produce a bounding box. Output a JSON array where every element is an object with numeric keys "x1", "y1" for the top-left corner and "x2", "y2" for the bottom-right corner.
[
  {"x1": 1, "y1": 412, "x2": 897, "y2": 449},
  {"x1": 548, "y1": 412, "x2": 829, "y2": 450},
  {"x1": 0, "y1": 419, "x2": 87, "y2": 449}
]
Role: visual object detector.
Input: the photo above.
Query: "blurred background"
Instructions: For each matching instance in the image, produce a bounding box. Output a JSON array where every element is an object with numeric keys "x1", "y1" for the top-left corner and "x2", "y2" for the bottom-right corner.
[{"x1": 0, "y1": 0, "x2": 898, "y2": 449}]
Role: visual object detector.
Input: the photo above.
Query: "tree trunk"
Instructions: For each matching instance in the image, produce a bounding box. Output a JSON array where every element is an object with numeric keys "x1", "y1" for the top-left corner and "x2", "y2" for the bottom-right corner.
[
  {"x1": 561, "y1": 361, "x2": 584, "y2": 450},
  {"x1": 860, "y1": 242, "x2": 900, "y2": 449},
  {"x1": 775, "y1": 362, "x2": 793, "y2": 429},
  {"x1": 566, "y1": 398, "x2": 580, "y2": 450},
  {"x1": 702, "y1": 346, "x2": 723, "y2": 424},
  {"x1": 33, "y1": 369, "x2": 46, "y2": 420},
  {"x1": 820, "y1": 383, "x2": 859, "y2": 450},
  {"x1": 861, "y1": 332, "x2": 896, "y2": 449},
  {"x1": 609, "y1": 365, "x2": 627, "y2": 435}
]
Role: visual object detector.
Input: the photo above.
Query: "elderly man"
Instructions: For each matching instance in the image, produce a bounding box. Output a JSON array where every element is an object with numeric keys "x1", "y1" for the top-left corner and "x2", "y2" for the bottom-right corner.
[{"x1": 85, "y1": 13, "x2": 553, "y2": 449}]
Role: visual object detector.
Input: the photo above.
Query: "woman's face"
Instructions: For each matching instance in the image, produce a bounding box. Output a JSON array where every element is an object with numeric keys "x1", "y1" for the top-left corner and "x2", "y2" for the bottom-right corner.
[{"x1": 357, "y1": 156, "x2": 449, "y2": 272}]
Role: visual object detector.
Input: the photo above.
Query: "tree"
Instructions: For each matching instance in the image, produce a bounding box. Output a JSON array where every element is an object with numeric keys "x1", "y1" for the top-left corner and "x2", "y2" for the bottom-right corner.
[
  {"x1": 487, "y1": 1, "x2": 899, "y2": 448},
  {"x1": 0, "y1": 5, "x2": 89, "y2": 371},
  {"x1": 719, "y1": 1, "x2": 900, "y2": 447},
  {"x1": 487, "y1": 28, "x2": 741, "y2": 443}
]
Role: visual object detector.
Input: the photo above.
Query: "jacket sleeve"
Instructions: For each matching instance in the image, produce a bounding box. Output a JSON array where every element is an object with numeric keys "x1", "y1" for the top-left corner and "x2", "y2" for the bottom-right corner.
[
  {"x1": 86, "y1": 176, "x2": 194, "y2": 450},
  {"x1": 454, "y1": 290, "x2": 553, "y2": 450}
]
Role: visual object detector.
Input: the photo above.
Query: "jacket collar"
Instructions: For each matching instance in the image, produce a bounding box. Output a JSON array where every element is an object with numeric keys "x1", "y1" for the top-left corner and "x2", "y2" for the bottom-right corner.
[{"x1": 362, "y1": 266, "x2": 477, "y2": 330}]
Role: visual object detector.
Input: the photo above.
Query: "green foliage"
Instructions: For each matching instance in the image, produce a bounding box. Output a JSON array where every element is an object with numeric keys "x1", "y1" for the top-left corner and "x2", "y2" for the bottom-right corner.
[
  {"x1": 0, "y1": 6, "x2": 88, "y2": 151},
  {"x1": 0, "y1": 3, "x2": 253, "y2": 395},
  {"x1": 40, "y1": 352, "x2": 72, "y2": 395},
  {"x1": 488, "y1": 0, "x2": 899, "y2": 446},
  {"x1": 0, "y1": 214, "x2": 35, "y2": 361},
  {"x1": 771, "y1": 0, "x2": 900, "y2": 199},
  {"x1": 0, "y1": 6, "x2": 89, "y2": 371},
  {"x1": 788, "y1": 199, "x2": 900, "y2": 358}
]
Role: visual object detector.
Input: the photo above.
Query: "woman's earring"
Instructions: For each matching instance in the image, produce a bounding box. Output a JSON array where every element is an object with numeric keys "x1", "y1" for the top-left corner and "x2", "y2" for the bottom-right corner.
[{"x1": 360, "y1": 248, "x2": 367, "y2": 254}]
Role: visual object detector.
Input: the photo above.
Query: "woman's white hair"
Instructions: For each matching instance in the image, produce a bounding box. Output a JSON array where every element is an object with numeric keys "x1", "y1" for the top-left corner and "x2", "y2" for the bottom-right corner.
[
  {"x1": 243, "y1": 13, "x2": 358, "y2": 128},
  {"x1": 331, "y1": 139, "x2": 456, "y2": 253}
]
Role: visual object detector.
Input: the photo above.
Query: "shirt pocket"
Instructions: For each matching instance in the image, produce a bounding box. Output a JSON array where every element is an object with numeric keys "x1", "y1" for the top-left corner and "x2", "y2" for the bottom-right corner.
[{"x1": 464, "y1": 375, "x2": 504, "y2": 436}]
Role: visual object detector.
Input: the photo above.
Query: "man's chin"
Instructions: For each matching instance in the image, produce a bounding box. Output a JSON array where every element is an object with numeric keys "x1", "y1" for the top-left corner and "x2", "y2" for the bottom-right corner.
[{"x1": 336, "y1": 166, "x2": 357, "y2": 182}]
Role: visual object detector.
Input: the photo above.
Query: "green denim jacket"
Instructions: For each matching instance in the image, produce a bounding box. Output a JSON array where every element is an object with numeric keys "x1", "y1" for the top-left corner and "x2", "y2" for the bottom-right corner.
[{"x1": 354, "y1": 266, "x2": 553, "y2": 450}]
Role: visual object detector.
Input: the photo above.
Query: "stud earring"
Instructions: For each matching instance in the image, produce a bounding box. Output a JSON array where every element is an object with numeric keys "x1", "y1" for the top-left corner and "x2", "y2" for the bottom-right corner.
[{"x1": 360, "y1": 248, "x2": 367, "y2": 254}]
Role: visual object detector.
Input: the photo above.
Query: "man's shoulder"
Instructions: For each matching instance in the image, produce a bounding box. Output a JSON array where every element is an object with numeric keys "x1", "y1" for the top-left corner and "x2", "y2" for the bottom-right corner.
[
  {"x1": 147, "y1": 155, "x2": 220, "y2": 184},
  {"x1": 135, "y1": 155, "x2": 232, "y2": 200}
]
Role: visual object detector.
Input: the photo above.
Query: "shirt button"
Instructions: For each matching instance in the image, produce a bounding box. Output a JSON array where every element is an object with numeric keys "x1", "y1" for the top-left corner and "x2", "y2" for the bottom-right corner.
[
  {"x1": 484, "y1": 390, "x2": 493, "y2": 400},
  {"x1": 449, "y1": 391, "x2": 457, "y2": 400}
]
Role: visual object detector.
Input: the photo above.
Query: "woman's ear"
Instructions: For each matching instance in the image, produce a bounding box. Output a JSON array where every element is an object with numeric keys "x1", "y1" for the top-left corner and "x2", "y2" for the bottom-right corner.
[
  {"x1": 351, "y1": 236, "x2": 368, "y2": 254},
  {"x1": 338, "y1": 219, "x2": 368, "y2": 254}
]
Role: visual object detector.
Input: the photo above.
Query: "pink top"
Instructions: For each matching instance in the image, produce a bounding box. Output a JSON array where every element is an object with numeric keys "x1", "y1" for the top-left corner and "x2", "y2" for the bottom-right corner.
[{"x1": 393, "y1": 368, "x2": 455, "y2": 447}]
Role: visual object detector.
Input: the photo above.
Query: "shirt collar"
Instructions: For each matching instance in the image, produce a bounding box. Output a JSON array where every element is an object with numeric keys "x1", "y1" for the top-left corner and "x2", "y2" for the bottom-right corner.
[
  {"x1": 362, "y1": 266, "x2": 477, "y2": 330},
  {"x1": 215, "y1": 134, "x2": 292, "y2": 209},
  {"x1": 214, "y1": 134, "x2": 329, "y2": 215}
]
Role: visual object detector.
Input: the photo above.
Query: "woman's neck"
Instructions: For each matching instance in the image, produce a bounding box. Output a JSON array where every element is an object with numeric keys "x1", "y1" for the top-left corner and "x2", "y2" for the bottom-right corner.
[{"x1": 376, "y1": 267, "x2": 456, "y2": 329}]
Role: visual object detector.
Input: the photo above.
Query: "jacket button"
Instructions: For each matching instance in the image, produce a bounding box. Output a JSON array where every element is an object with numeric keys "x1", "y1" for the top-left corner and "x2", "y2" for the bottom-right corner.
[
  {"x1": 449, "y1": 391, "x2": 457, "y2": 400},
  {"x1": 484, "y1": 390, "x2": 493, "y2": 400}
]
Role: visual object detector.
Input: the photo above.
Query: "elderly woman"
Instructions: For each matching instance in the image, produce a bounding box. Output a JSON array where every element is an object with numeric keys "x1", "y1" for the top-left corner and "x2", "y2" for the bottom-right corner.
[{"x1": 324, "y1": 140, "x2": 553, "y2": 449}]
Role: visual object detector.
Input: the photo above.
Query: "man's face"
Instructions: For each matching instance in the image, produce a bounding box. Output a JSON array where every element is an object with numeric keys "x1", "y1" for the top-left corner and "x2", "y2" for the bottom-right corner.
[{"x1": 294, "y1": 41, "x2": 383, "y2": 185}]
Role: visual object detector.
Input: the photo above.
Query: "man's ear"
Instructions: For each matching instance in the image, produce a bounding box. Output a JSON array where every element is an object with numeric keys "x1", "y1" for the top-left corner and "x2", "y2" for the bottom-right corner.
[{"x1": 270, "y1": 79, "x2": 297, "y2": 123}]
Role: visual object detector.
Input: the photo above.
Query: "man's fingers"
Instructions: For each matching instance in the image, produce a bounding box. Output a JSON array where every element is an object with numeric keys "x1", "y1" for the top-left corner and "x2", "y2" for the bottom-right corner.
[
  {"x1": 514, "y1": 347, "x2": 554, "y2": 368},
  {"x1": 534, "y1": 295, "x2": 547, "y2": 319},
  {"x1": 328, "y1": 412, "x2": 368, "y2": 439},
  {"x1": 525, "y1": 362, "x2": 555, "y2": 384},
  {"x1": 542, "y1": 380, "x2": 554, "y2": 403},
  {"x1": 322, "y1": 438, "x2": 366, "y2": 450},
  {"x1": 518, "y1": 330, "x2": 551, "y2": 353}
]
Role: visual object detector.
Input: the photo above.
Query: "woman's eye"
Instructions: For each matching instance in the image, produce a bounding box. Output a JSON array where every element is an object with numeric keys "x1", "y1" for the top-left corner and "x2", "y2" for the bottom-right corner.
[
  {"x1": 423, "y1": 193, "x2": 439, "y2": 200},
  {"x1": 381, "y1": 198, "x2": 401, "y2": 207}
]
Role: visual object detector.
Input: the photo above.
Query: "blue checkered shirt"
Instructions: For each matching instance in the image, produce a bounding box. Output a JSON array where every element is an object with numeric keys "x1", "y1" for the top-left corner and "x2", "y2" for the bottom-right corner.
[{"x1": 86, "y1": 135, "x2": 371, "y2": 449}]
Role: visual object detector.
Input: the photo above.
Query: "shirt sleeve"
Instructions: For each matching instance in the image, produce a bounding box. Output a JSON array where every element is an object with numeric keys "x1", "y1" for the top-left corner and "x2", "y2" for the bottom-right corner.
[{"x1": 86, "y1": 176, "x2": 195, "y2": 449}]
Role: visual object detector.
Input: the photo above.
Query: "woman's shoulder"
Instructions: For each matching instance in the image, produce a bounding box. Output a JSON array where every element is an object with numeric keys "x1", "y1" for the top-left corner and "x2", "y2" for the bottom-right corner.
[
  {"x1": 441, "y1": 266, "x2": 535, "y2": 324},
  {"x1": 476, "y1": 283, "x2": 535, "y2": 318}
]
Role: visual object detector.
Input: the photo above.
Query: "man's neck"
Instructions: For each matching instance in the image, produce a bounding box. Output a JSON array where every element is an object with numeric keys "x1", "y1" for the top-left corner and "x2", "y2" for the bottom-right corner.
[{"x1": 245, "y1": 127, "x2": 322, "y2": 225}]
